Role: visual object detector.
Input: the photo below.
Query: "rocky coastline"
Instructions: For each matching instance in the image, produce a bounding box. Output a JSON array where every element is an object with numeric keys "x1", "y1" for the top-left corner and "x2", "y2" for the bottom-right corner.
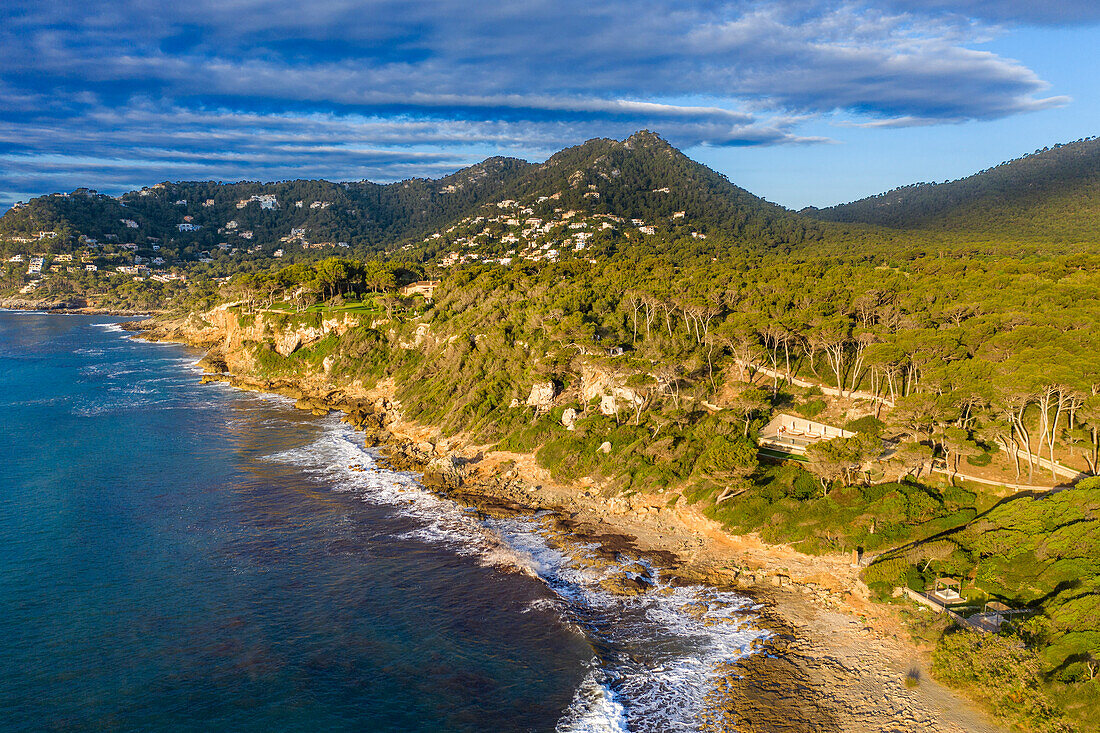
[
  {"x1": 123, "y1": 315, "x2": 1005, "y2": 733},
  {"x1": 1, "y1": 296, "x2": 154, "y2": 317}
]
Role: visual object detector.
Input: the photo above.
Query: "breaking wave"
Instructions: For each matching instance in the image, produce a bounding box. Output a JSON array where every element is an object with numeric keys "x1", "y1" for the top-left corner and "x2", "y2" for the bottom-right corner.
[{"x1": 266, "y1": 420, "x2": 767, "y2": 731}]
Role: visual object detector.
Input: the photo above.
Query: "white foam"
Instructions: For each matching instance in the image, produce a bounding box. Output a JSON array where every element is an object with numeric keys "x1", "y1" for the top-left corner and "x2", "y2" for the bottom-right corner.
[
  {"x1": 556, "y1": 669, "x2": 628, "y2": 733},
  {"x1": 264, "y1": 419, "x2": 768, "y2": 731}
]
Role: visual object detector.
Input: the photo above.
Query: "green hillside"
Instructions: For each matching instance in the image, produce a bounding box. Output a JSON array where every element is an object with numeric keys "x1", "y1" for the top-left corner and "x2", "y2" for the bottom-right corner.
[
  {"x1": 807, "y1": 137, "x2": 1100, "y2": 242},
  {"x1": 403, "y1": 131, "x2": 844, "y2": 265},
  {"x1": 0, "y1": 157, "x2": 533, "y2": 261},
  {"x1": 864, "y1": 480, "x2": 1100, "y2": 731},
  {"x1": 504, "y1": 131, "x2": 821, "y2": 245},
  {"x1": 1, "y1": 132, "x2": 847, "y2": 273}
]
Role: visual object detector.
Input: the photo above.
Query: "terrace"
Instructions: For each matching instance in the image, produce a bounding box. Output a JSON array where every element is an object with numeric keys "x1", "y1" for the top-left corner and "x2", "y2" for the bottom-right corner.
[{"x1": 758, "y1": 413, "x2": 855, "y2": 455}]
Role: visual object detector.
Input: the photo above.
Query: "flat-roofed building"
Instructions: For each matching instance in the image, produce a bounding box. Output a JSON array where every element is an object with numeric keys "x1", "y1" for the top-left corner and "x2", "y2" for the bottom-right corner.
[{"x1": 758, "y1": 413, "x2": 855, "y2": 455}]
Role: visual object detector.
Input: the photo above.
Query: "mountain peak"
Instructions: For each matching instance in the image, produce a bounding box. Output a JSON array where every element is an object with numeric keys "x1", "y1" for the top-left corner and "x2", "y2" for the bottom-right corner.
[{"x1": 624, "y1": 129, "x2": 671, "y2": 149}]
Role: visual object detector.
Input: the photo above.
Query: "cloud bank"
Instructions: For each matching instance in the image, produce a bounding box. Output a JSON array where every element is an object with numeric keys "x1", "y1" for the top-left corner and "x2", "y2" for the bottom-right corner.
[{"x1": 0, "y1": 0, "x2": 1088, "y2": 207}]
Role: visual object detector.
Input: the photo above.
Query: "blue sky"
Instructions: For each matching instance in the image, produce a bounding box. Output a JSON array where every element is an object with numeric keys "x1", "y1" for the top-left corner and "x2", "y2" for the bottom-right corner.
[{"x1": 2, "y1": 1, "x2": 1097, "y2": 211}]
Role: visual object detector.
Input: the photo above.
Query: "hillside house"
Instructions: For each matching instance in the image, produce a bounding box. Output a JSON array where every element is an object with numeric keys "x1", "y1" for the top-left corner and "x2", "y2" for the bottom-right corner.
[
  {"x1": 399, "y1": 280, "x2": 440, "y2": 299},
  {"x1": 758, "y1": 413, "x2": 855, "y2": 455},
  {"x1": 238, "y1": 194, "x2": 277, "y2": 209}
]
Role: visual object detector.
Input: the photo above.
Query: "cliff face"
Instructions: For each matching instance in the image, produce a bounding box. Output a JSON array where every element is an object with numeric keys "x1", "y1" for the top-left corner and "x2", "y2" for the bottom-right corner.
[
  {"x1": 138, "y1": 304, "x2": 369, "y2": 370},
  {"x1": 205, "y1": 305, "x2": 364, "y2": 354}
]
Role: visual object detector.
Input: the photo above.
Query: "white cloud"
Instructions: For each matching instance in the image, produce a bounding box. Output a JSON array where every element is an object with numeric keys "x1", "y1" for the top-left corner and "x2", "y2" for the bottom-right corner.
[{"x1": 0, "y1": 0, "x2": 1084, "y2": 205}]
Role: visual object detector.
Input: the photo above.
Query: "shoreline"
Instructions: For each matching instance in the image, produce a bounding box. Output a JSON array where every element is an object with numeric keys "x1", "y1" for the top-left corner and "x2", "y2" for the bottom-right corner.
[
  {"x1": 0, "y1": 298, "x2": 157, "y2": 317},
  {"x1": 126, "y1": 317, "x2": 1006, "y2": 733}
]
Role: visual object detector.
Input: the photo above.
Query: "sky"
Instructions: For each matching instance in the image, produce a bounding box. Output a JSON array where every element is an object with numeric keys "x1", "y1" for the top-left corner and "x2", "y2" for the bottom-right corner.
[{"x1": 2, "y1": 1, "x2": 1098, "y2": 212}]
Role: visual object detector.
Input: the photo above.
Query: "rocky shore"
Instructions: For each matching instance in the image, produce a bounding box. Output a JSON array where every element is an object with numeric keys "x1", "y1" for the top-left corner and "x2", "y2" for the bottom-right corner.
[
  {"x1": 1, "y1": 296, "x2": 154, "y2": 316},
  {"x1": 124, "y1": 315, "x2": 1005, "y2": 733}
]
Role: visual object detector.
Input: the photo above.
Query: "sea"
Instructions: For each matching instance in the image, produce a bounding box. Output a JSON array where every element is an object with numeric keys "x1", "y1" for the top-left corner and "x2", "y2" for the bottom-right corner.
[{"x1": 0, "y1": 310, "x2": 766, "y2": 732}]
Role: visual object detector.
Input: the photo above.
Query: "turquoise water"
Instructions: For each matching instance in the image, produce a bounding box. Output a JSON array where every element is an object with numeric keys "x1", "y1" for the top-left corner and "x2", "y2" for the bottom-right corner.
[{"x1": 0, "y1": 311, "x2": 765, "y2": 732}]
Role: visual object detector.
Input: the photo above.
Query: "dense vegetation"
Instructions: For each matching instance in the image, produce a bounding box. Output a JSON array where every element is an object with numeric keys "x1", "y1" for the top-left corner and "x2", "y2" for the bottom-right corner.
[
  {"x1": 808, "y1": 137, "x2": 1100, "y2": 242},
  {"x1": 225, "y1": 245, "x2": 1100, "y2": 731},
  {"x1": 0, "y1": 157, "x2": 532, "y2": 261}
]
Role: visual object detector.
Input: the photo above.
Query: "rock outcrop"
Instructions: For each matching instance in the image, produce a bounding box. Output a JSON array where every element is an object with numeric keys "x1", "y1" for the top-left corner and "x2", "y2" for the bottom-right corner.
[
  {"x1": 525, "y1": 381, "x2": 557, "y2": 408},
  {"x1": 561, "y1": 408, "x2": 578, "y2": 430}
]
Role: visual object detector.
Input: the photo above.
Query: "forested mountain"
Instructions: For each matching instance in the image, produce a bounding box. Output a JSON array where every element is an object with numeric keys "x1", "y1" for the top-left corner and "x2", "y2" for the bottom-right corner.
[
  {"x1": 806, "y1": 137, "x2": 1100, "y2": 240},
  {"x1": 0, "y1": 132, "x2": 833, "y2": 269},
  {"x1": 0, "y1": 157, "x2": 533, "y2": 260},
  {"x1": 502, "y1": 130, "x2": 821, "y2": 244},
  {"x1": 402, "y1": 130, "x2": 839, "y2": 266}
]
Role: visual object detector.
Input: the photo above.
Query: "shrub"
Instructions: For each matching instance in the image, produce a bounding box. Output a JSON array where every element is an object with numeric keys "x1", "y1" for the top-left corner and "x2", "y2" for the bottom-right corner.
[
  {"x1": 932, "y1": 630, "x2": 1072, "y2": 733},
  {"x1": 795, "y1": 398, "x2": 826, "y2": 418},
  {"x1": 967, "y1": 452, "x2": 993, "y2": 467},
  {"x1": 845, "y1": 415, "x2": 886, "y2": 436}
]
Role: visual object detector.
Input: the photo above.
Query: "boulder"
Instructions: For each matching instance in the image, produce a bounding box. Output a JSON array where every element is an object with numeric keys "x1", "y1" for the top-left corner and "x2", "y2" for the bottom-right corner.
[
  {"x1": 422, "y1": 455, "x2": 462, "y2": 490},
  {"x1": 599, "y1": 573, "x2": 652, "y2": 596},
  {"x1": 197, "y1": 349, "x2": 228, "y2": 373},
  {"x1": 294, "y1": 396, "x2": 330, "y2": 416},
  {"x1": 561, "y1": 408, "x2": 578, "y2": 430},
  {"x1": 598, "y1": 441, "x2": 612, "y2": 454},
  {"x1": 525, "y1": 381, "x2": 557, "y2": 408},
  {"x1": 274, "y1": 332, "x2": 302, "y2": 356},
  {"x1": 599, "y1": 394, "x2": 617, "y2": 416}
]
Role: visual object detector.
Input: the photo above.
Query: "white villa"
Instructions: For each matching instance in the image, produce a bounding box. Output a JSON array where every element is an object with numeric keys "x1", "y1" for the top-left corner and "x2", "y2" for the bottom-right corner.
[{"x1": 758, "y1": 413, "x2": 855, "y2": 455}]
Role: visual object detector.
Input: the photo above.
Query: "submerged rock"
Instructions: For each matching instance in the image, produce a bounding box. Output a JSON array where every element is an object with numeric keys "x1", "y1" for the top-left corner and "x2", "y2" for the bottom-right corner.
[{"x1": 599, "y1": 572, "x2": 652, "y2": 596}]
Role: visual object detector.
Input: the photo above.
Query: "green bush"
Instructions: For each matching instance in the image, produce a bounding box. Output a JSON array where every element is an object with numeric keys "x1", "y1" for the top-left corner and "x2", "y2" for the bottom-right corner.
[
  {"x1": 845, "y1": 415, "x2": 886, "y2": 436},
  {"x1": 967, "y1": 452, "x2": 993, "y2": 467},
  {"x1": 795, "y1": 399, "x2": 826, "y2": 418},
  {"x1": 932, "y1": 630, "x2": 1072, "y2": 733}
]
